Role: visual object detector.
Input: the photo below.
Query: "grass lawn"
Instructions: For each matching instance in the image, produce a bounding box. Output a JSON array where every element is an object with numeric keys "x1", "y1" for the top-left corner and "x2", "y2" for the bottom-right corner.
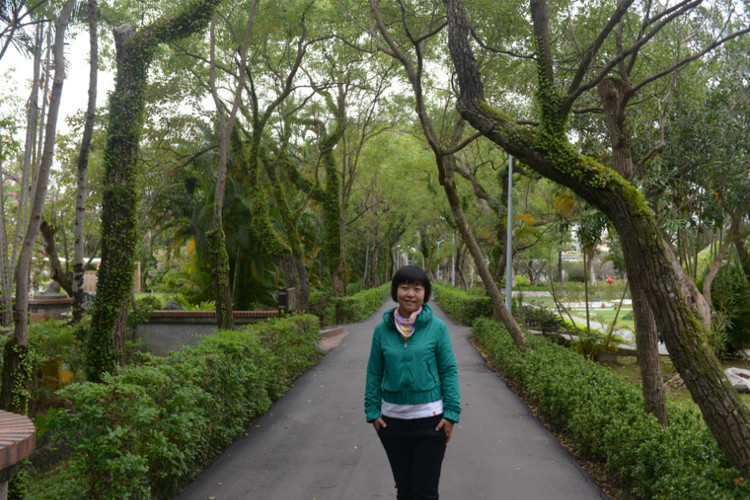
[
  {"x1": 523, "y1": 295, "x2": 636, "y2": 333},
  {"x1": 602, "y1": 355, "x2": 750, "y2": 409}
]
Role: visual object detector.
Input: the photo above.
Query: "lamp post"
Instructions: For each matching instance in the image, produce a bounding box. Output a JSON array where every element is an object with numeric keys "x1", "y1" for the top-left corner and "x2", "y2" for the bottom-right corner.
[
  {"x1": 436, "y1": 239, "x2": 444, "y2": 282},
  {"x1": 505, "y1": 155, "x2": 513, "y2": 312},
  {"x1": 451, "y1": 232, "x2": 455, "y2": 286}
]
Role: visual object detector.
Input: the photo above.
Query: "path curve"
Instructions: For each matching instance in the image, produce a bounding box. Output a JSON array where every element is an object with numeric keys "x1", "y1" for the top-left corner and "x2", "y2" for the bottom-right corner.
[{"x1": 175, "y1": 300, "x2": 607, "y2": 499}]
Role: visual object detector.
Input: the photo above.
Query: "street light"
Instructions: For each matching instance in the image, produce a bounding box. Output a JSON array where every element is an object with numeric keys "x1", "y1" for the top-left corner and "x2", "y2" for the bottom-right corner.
[
  {"x1": 506, "y1": 155, "x2": 513, "y2": 311},
  {"x1": 436, "y1": 239, "x2": 444, "y2": 282}
]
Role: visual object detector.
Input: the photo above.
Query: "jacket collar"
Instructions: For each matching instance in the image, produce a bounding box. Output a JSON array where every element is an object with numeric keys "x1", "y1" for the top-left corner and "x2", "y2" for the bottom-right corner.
[{"x1": 384, "y1": 303, "x2": 433, "y2": 330}]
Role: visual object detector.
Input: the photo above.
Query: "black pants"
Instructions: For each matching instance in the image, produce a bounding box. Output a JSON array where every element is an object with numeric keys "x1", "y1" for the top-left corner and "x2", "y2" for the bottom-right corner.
[{"x1": 378, "y1": 414, "x2": 447, "y2": 500}]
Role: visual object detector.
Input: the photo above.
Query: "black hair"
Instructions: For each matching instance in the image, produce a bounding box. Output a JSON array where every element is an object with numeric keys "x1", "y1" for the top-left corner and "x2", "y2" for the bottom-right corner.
[{"x1": 391, "y1": 265, "x2": 431, "y2": 303}]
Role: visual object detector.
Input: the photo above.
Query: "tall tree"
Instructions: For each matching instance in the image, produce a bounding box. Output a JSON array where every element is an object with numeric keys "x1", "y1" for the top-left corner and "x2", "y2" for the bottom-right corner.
[
  {"x1": 71, "y1": 0, "x2": 99, "y2": 323},
  {"x1": 364, "y1": 0, "x2": 530, "y2": 350},
  {"x1": 205, "y1": 0, "x2": 258, "y2": 329},
  {"x1": 444, "y1": 0, "x2": 750, "y2": 476},
  {"x1": 85, "y1": 0, "x2": 221, "y2": 382},
  {"x1": 0, "y1": 0, "x2": 75, "y2": 414}
]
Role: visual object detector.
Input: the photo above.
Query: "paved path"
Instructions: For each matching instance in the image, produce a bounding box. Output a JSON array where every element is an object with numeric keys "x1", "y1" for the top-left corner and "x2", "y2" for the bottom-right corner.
[{"x1": 175, "y1": 300, "x2": 607, "y2": 500}]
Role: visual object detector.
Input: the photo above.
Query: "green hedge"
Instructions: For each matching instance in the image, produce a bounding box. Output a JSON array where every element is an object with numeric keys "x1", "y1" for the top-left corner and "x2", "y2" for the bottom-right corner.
[
  {"x1": 472, "y1": 317, "x2": 750, "y2": 499},
  {"x1": 32, "y1": 314, "x2": 321, "y2": 500},
  {"x1": 332, "y1": 285, "x2": 389, "y2": 324},
  {"x1": 434, "y1": 286, "x2": 493, "y2": 325}
]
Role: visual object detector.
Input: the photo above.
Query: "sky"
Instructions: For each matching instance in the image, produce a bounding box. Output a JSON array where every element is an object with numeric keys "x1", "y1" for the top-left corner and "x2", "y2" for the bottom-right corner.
[{"x1": 1, "y1": 29, "x2": 115, "y2": 138}]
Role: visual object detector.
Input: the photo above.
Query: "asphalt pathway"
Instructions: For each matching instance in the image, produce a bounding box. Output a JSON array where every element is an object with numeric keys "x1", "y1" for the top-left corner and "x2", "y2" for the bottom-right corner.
[{"x1": 175, "y1": 300, "x2": 607, "y2": 500}]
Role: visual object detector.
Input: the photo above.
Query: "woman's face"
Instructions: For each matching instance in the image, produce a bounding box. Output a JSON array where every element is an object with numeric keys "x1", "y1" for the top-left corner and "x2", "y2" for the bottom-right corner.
[{"x1": 396, "y1": 282, "x2": 425, "y2": 316}]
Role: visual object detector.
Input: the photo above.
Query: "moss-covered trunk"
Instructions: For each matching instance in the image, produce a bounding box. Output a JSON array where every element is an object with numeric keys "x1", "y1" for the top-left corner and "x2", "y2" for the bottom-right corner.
[
  {"x1": 207, "y1": 225, "x2": 234, "y2": 330},
  {"x1": 445, "y1": 0, "x2": 750, "y2": 476},
  {"x1": 86, "y1": 0, "x2": 220, "y2": 382}
]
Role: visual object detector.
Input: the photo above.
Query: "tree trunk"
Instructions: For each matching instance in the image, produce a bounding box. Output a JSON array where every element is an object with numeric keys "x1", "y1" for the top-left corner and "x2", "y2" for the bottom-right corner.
[
  {"x1": 0, "y1": 161, "x2": 11, "y2": 327},
  {"x1": 368, "y1": 1, "x2": 528, "y2": 349},
  {"x1": 0, "y1": 0, "x2": 76, "y2": 413},
  {"x1": 703, "y1": 215, "x2": 745, "y2": 309},
  {"x1": 445, "y1": 0, "x2": 750, "y2": 475},
  {"x1": 32, "y1": 25, "x2": 53, "y2": 203},
  {"x1": 735, "y1": 235, "x2": 750, "y2": 279},
  {"x1": 282, "y1": 253, "x2": 296, "y2": 289},
  {"x1": 207, "y1": 5, "x2": 256, "y2": 329},
  {"x1": 295, "y1": 255, "x2": 310, "y2": 313},
  {"x1": 72, "y1": 0, "x2": 98, "y2": 323},
  {"x1": 372, "y1": 233, "x2": 381, "y2": 288},
  {"x1": 14, "y1": 24, "x2": 43, "y2": 270},
  {"x1": 630, "y1": 278, "x2": 668, "y2": 427},
  {"x1": 40, "y1": 219, "x2": 72, "y2": 294},
  {"x1": 598, "y1": 77, "x2": 634, "y2": 181},
  {"x1": 112, "y1": 298, "x2": 130, "y2": 366},
  {"x1": 440, "y1": 152, "x2": 530, "y2": 350},
  {"x1": 207, "y1": 226, "x2": 234, "y2": 330},
  {"x1": 87, "y1": 0, "x2": 220, "y2": 382},
  {"x1": 596, "y1": 34, "x2": 668, "y2": 427}
]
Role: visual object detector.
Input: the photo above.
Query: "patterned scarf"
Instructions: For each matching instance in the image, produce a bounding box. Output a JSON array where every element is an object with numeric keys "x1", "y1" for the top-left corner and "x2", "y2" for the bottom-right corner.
[{"x1": 394, "y1": 307, "x2": 422, "y2": 340}]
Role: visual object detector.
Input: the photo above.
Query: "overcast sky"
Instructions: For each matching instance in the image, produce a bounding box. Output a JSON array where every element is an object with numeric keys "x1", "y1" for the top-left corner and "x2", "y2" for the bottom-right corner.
[{"x1": 2, "y1": 30, "x2": 115, "y2": 138}]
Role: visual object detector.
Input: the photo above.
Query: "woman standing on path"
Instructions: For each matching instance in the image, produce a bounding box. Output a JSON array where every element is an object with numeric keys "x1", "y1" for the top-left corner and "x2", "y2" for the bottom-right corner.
[{"x1": 365, "y1": 265, "x2": 461, "y2": 500}]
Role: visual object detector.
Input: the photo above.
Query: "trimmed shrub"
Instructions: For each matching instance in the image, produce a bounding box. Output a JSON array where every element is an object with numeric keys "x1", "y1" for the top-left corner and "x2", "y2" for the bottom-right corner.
[
  {"x1": 35, "y1": 314, "x2": 321, "y2": 500},
  {"x1": 518, "y1": 304, "x2": 564, "y2": 334},
  {"x1": 309, "y1": 288, "x2": 334, "y2": 325},
  {"x1": 333, "y1": 285, "x2": 389, "y2": 324},
  {"x1": 434, "y1": 286, "x2": 493, "y2": 326},
  {"x1": 472, "y1": 317, "x2": 750, "y2": 499}
]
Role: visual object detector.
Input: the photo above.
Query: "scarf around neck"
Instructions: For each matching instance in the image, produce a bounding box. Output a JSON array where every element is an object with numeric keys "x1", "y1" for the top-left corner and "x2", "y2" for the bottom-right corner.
[{"x1": 394, "y1": 306, "x2": 422, "y2": 340}]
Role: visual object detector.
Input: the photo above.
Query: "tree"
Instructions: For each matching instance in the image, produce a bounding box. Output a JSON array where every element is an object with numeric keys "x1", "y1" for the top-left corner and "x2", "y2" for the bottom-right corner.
[
  {"x1": 1, "y1": 0, "x2": 75, "y2": 414},
  {"x1": 204, "y1": 0, "x2": 259, "y2": 329},
  {"x1": 85, "y1": 0, "x2": 221, "y2": 382},
  {"x1": 363, "y1": 0, "x2": 530, "y2": 350},
  {"x1": 444, "y1": 0, "x2": 750, "y2": 475},
  {"x1": 71, "y1": 0, "x2": 99, "y2": 323}
]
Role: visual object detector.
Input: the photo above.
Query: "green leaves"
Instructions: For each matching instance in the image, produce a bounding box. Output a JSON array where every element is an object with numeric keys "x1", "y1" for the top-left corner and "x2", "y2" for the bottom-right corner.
[
  {"x1": 472, "y1": 317, "x2": 750, "y2": 499},
  {"x1": 46, "y1": 314, "x2": 321, "y2": 498}
]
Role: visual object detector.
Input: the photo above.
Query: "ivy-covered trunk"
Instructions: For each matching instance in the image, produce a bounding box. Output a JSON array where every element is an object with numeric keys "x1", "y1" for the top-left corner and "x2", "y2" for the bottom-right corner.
[
  {"x1": 207, "y1": 226, "x2": 234, "y2": 330},
  {"x1": 85, "y1": 0, "x2": 220, "y2": 382},
  {"x1": 444, "y1": 0, "x2": 750, "y2": 476}
]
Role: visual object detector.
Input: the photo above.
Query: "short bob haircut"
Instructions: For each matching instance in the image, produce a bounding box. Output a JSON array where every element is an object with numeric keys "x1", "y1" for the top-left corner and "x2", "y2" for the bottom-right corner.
[{"x1": 391, "y1": 265, "x2": 431, "y2": 303}]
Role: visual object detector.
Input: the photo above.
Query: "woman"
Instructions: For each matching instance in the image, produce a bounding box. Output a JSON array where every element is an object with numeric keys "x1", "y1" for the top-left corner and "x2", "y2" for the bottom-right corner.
[{"x1": 365, "y1": 265, "x2": 461, "y2": 500}]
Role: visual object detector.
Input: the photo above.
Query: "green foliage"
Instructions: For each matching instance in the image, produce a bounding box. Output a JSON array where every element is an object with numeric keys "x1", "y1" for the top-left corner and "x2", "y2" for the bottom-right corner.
[
  {"x1": 134, "y1": 294, "x2": 167, "y2": 311},
  {"x1": 1, "y1": 322, "x2": 84, "y2": 417},
  {"x1": 709, "y1": 265, "x2": 750, "y2": 355},
  {"x1": 34, "y1": 314, "x2": 321, "y2": 499},
  {"x1": 434, "y1": 286, "x2": 493, "y2": 326},
  {"x1": 472, "y1": 318, "x2": 750, "y2": 499},
  {"x1": 332, "y1": 285, "x2": 389, "y2": 324},
  {"x1": 308, "y1": 288, "x2": 334, "y2": 325},
  {"x1": 516, "y1": 304, "x2": 563, "y2": 334}
]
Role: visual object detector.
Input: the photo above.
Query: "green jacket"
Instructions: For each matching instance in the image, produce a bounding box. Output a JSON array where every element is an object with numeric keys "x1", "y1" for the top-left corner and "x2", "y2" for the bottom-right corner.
[{"x1": 364, "y1": 303, "x2": 461, "y2": 423}]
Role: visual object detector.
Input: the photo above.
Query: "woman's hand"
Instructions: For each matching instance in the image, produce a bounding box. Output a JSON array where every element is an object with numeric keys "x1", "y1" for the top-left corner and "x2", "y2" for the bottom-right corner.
[
  {"x1": 436, "y1": 418, "x2": 454, "y2": 443},
  {"x1": 372, "y1": 417, "x2": 386, "y2": 433}
]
